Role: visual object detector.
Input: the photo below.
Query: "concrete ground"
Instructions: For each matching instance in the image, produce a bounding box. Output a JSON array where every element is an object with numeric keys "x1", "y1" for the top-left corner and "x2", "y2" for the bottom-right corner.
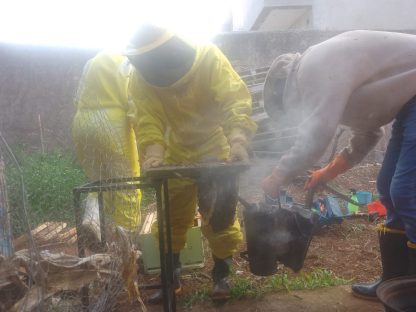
[{"x1": 161, "y1": 285, "x2": 384, "y2": 312}]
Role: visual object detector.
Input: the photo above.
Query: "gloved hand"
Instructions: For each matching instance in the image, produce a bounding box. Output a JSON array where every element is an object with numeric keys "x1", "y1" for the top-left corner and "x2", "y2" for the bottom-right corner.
[
  {"x1": 228, "y1": 127, "x2": 249, "y2": 162},
  {"x1": 261, "y1": 168, "x2": 284, "y2": 199},
  {"x1": 304, "y1": 154, "x2": 351, "y2": 190},
  {"x1": 143, "y1": 144, "x2": 165, "y2": 170}
]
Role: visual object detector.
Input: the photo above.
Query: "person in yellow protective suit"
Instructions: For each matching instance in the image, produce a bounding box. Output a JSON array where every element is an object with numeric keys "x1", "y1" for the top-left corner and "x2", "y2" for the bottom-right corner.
[
  {"x1": 72, "y1": 51, "x2": 141, "y2": 251},
  {"x1": 125, "y1": 25, "x2": 257, "y2": 302}
]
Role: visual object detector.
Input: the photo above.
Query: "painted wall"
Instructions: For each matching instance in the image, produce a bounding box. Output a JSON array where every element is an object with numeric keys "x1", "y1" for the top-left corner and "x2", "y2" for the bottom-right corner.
[
  {"x1": 1, "y1": 29, "x2": 414, "y2": 155},
  {"x1": 233, "y1": 0, "x2": 416, "y2": 31},
  {"x1": 312, "y1": 0, "x2": 416, "y2": 30}
]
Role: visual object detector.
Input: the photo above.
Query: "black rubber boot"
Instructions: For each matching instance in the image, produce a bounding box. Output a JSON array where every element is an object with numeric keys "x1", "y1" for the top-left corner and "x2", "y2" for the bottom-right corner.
[
  {"x1": 408, "y1": 241, "x2": 416, "y2": 275},
  {"x1": 352, "y1": 225, "x2": 409, "y2": 300},
  {"x1": 147, "y1": 254, "x2": 182, "y2": 305},
  {"x1": 211, "y1": 255, "x2": 232, "y2": 302}
]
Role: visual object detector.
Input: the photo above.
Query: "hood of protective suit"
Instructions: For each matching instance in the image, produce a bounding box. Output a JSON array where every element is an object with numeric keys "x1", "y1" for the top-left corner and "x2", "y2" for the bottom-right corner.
[
  {"x1": 74, "y1": 52, "x2": 133, "y2": 110},
  {"x1": 128, "y1": 43, "x2": 256, "y2": 151},
  {"x1": 263, "y1": 53, "x2": 302, "y2": 127},
  {"x1": 132, "y1": 41, "x2": 204, "y2": 90}
]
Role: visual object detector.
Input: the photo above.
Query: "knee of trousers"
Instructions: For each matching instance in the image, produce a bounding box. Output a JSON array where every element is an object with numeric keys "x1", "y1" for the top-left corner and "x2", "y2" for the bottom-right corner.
[
  {"x1": 202, "y1": 218, "x2": 243, "y2": 260},
  {"x1": 390, "y1": 180, "x2": 416, "y2": 208},
  {"x1": 377, "y1": 177, "x2": 391, "y2": 201}
]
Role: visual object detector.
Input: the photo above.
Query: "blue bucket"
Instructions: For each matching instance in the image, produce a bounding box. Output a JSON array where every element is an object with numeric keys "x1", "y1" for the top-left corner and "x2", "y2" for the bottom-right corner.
[{"x1": 356, "y1": 191, "x2": 373, "y2": 205}]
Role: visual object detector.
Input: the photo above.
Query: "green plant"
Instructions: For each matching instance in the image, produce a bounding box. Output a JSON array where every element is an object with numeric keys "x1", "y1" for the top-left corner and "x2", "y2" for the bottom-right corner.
[
  {"x1": 182, "y1": 288, "x2": 210, "y2": 309},
  {"x1": 230, "y1": 274, "x2": 266, "y2": 299},
  {"x1": 180, "y1": 269, "x2": 349, "y2": 307},
  {"x1": 269, "y1": 269, "x2": 349, "y2": 291},
  {"x1": 6, "y1": 150, "x2": 86, "y2": 236}
]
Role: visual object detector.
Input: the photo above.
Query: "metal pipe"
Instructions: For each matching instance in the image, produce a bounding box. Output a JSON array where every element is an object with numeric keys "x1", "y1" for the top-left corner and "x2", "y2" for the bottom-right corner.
[{"x1": 156, "y1": 183, "x2": 170, "y2": 312}]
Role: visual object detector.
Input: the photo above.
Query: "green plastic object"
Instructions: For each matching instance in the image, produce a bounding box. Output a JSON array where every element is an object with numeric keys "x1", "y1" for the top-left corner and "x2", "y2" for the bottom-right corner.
[
  {"x1": 138, "y1": 212, "x2": 205, "y2": 274},
  {"x1": 347, "y1": 191, "x2": 359, "y2": 214}
]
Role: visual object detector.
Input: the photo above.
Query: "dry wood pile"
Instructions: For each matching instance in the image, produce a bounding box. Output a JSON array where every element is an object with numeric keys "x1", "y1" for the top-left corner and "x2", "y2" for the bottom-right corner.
[{"x1": 0, "y1": 226, "x2": 145, "y2": 312}]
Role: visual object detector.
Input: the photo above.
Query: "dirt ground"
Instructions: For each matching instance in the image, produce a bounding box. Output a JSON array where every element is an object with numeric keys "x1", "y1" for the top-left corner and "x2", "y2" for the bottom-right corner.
[
  {"x1": 137, "y1": 163, "x2": 384, "y2": 311},
  {"x1": 8, "y1": 163, "x2": 383, "y2": 311},
  {"x1": 152, "y1": 286, "x2": 383, "y2": 312}
]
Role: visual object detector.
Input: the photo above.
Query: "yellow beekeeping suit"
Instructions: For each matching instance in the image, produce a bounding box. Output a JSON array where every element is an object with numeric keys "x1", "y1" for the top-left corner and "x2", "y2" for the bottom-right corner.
[
  {"x1": 72, "y1": 51, "x2": 141, "y2": 231},
  {"x1": 129, "y1": 44, "x2": 256, "y2": 259}
]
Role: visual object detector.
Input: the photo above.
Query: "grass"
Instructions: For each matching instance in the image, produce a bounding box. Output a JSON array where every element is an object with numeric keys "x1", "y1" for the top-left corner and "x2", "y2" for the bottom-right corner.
[
  {"x1": 182, "y1": 288, "x2": 210, "y2": 309},
  {"x1": 5, "y1": 149, "x2": 87, "y2": 236},
  {"x1": 4, "y1": 148, "x2": 160, "y2": 237},
  {"x1": 182, "y1": 268, "x2": 349, "y2": 308}
]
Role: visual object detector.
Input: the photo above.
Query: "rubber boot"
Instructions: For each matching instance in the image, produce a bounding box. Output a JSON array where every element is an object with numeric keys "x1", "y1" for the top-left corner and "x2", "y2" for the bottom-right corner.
[
  {"x1": 147, "y1": 254, "x2": 182, "y2": 305},
  {"x1": 351, "y1": 225, "x2": 409, "y2": 300},
  {"x1": 408, "y1": 241, "x2": 416, "y2": 275},
  {"x1": 211, "y1": 255, "x2": 232, "y2": 302}
]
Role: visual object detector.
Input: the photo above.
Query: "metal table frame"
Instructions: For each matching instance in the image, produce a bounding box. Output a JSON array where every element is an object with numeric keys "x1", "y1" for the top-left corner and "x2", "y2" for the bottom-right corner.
[
  {"x1": 73, "y1": 176, "x2": 176, "y2": 312},
  {"x1": 73, "y1": 163, "x2": 249, "y2": 311}
]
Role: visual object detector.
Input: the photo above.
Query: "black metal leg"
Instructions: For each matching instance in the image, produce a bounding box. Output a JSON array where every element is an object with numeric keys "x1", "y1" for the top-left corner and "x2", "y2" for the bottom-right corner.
[
  {"x1": 163, "y1": 179, "x2": 176, "y2": 311},
  {"x1": 98, "y1": 192, "x2": 106, "y2": 248},
  {"x1": 156, "y1": 182, "x2": 171, "y2": 311},
  {"x1": 73, "y1": 177, "x2": 177, "y2": 311}
]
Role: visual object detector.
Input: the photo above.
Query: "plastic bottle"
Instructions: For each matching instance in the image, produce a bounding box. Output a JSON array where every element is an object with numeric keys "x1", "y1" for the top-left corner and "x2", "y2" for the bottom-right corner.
[{"x1": 347, "y1": 189, "x2": 359, "y2": 214}]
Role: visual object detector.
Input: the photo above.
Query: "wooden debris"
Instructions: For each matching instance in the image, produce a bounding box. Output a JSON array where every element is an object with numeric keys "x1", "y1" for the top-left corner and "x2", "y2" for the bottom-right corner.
[
  {"x1": 13, "y1": 222, "x2": 77, "y2": 251},
  {"x1": 2, "y1": 250, "x2": 113, "y2": 312}
]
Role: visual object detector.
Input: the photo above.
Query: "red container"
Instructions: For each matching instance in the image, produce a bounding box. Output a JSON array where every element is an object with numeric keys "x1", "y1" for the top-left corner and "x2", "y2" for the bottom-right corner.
[{"x1": 367, "y1": 200, "x2": 387, "y2": 217}]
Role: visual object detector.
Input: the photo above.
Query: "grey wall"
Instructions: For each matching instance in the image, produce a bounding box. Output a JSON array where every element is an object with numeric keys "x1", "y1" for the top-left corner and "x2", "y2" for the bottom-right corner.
[
  {"x1": 214, "y1": 30, "x2": 340, "y2": 68},
  {"x1": 0, "y1": 44, "x2": 97, "y2": 150},
  {"x1": 233, "y1": 0, "x2": 416, "y2": 32},
  {"x1": 0, "y1": 29, "x2": 414, "y2": 152},
  {"x1": 313, "y1": 0, "x2": 416, "y2": 31}
]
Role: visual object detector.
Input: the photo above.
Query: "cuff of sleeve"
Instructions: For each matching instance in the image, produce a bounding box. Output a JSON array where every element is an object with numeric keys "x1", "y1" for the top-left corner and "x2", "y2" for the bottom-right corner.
[
  {"x1": 226, "y1": 121, "x2": 257, "y2": 140},
  {"x1": 331, "y1": 154, "x2": 352, "y2": 176},
  {"x1": 339, "y1": 150, "x2": 355, "y2": 168},
  {"x1": 139, "y1": 139, "x2": 166, "y2": 152}
]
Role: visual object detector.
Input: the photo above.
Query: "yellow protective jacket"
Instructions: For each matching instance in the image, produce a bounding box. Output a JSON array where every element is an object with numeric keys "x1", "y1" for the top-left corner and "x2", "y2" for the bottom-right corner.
[
  {"x1": 128, "y1": 44, "x2": 257, "y2": 163},
  {"x1": 128, "y1": 43, "x2": 256, "y2": 258},
  {"x1": 72, "y1": 51, "x2": 141, "y2": 230}
]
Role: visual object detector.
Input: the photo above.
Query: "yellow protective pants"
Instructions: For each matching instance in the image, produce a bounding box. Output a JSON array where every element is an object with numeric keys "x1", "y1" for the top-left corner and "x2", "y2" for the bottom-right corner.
[
  {"x1": 73, "y1": 109, "x2": 141, "y2": 231},
  {"x1": 152, "y1": 134, "x2": 243, "y2": 260}
]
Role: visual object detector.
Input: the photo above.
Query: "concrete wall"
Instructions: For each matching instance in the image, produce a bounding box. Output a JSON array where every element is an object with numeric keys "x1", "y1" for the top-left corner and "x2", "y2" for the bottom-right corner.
[
  {"x1": 0, "y1": 31, "x2": 337, "y2": 152},
  {"x1": 215, "y1": 30, "x2": 340, "y2": 68},
  {"x1": 232, "y1": 0, "x2": 265, "y2": 32},
  {"x1": 0, "y1": 29, "x2": 414, "y2": 152},
  {"x1": 313, "y1": 0, "x2": 416, "y2": 30},
  {"x1": 233, "y1": 0, "x2": 313, "y2": 31},
  {"x1": 0, "y1": 44, "x2": 96, "y2": 150},
  {"x1": 233, "y1": 0, "x2": 416, "y2": 31}
]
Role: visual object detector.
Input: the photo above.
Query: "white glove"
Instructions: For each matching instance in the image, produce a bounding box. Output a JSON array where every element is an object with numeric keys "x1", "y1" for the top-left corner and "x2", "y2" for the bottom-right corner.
[
  {"x1": 143, "y1": 144, "x2": 165, "y2": 170},
  {"x1": 227, "y1": 127, "x2": 249, "y2": 162}
]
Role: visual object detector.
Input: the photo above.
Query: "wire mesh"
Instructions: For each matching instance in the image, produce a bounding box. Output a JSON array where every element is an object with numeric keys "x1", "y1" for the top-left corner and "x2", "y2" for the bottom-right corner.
[{"x1": 0, "y1": 105, "x2": 149, "y2": 311}]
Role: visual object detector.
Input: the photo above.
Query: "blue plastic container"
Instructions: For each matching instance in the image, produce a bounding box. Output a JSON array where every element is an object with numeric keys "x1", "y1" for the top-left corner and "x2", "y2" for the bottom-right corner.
[
  {"x1": 356, "y1": 191, "x2": 373, "y2": 205},
  {"x1": 312, "y1": 196, "x2": 344, "y2": 226}
]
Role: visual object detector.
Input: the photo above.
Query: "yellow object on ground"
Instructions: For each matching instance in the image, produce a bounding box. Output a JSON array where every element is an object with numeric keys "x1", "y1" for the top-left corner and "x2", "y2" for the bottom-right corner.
[
  {"x1": 72, "y1": 51, "x2": 141, "y2": 231},
  {"x1": 129, "y1": 43, "x2": 256, "y2": 259}
]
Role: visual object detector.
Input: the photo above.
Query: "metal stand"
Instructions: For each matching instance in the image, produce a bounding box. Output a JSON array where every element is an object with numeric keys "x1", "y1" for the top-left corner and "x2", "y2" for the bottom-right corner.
[
  {"x1": 73, "y1": 162, "x2": 249, "y2": 311},
  {"x1": 73, "y1": 176, "x2": 176, "y2": 312}
]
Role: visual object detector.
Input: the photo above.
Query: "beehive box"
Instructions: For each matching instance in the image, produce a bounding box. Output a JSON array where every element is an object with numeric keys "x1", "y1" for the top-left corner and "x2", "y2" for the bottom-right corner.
[{"x1": 138, "y1": 212, "x2": 205, "y2": 274}]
